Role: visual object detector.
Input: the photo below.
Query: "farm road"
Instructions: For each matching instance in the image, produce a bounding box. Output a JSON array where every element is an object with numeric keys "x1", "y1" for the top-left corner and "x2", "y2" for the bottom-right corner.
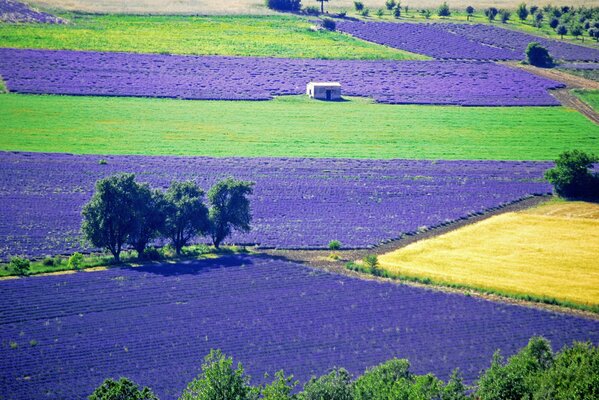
[{"x1": 504, "y1": 61, "x2": 599, "y2": 125}]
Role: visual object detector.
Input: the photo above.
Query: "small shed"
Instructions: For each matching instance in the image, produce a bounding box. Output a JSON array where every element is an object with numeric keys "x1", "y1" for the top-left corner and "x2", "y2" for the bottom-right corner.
[{"x1": 306, "y1": 82, "x2": 342, "y2": 101}]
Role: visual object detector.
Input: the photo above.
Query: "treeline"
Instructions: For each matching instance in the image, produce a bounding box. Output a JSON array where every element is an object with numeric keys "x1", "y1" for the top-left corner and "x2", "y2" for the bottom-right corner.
[
  {"x1": 81, "y1": 174, "x2": 254, "y2": 262},
  {"x1": 89, "y1": 336, "x2": 598, "y2": 400}
]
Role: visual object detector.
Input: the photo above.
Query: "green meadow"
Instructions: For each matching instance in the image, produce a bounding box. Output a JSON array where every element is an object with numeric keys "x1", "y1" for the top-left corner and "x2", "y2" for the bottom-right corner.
[
  {"x1": 573, "y1": 89, "x2": 599, "y2": 113},
  {"x1": 0, "y1": 14, "x2": 424, "y2": 60},
  {"x1": 1, "y1": 94, "x2": 597, "y2": 160}
]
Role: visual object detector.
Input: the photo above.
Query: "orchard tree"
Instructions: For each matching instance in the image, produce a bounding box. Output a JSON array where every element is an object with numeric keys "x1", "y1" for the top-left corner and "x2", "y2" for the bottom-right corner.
[
  {"x1": 89, "y1": 377, "x2": 158, "y2": 400},
  {"x1": 466, "y1": 6, "x2": 474, "y2": 21},
  {"x1": 517, "y1": 3, "x2": 529, "y2": 21},
  {"x1": 534, "y1": 11, "x2": 544, "y2": 28},
  {"x1": 162, "y1": 181, "x2": 209, "y2": 255},
  {"x1": 570, "y1": 24, "x2": 583, "y2": 40},
  {"x1": 180, "y1": 350, "x2": 259, "y2": 400},
  {"x1": 393, "y1": 5, "x2": 401, "y2": 18},
  {"x1": 208, "y1": 178, "x2": 254, "y2": 249},
  {"x1": 556, "y1": 24, "x2": 568, "y2": 39},
  {"x1": 500, "y1": 9, "x2": 511, "y2": 23},
  {"x1": 385, "y1": 0, "x2": 396, "y2": 11},
  {"x1": 128, "y1": 185, "x2": 166, "y2": 257},
  {"x1": 485, "y1": 7, "x2": 498, "y2": 21},
  {"x1": 437, "y1": 2, "x2": 450, "y2": 17},
  {"x1": 81, "y1": 173, "x2": 139, "y2": 262}
]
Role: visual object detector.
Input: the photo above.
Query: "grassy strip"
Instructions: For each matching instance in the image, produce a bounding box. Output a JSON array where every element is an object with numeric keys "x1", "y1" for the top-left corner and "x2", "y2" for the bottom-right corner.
[
  {"x1": 345, "y1": 262, "x2": 599, "y2": 314},
  {"x1": 572, "y1": 89, "x2": 599, "y2": 112},
  {"x1": 2, "y1": 94, "x2": 599, "y2": 160},
  {"x1": 0, "y1": 14, "x2": 425, "y2": 60},
  {"x1": 558, "y1": 69, "x2": 599, "y2": 83},
  {"x1": 0, "y1": 76, "x2": 6, "y2": 93},
  {"x1": 0, "y1": 245, "x2": 249, "y2": 278}
]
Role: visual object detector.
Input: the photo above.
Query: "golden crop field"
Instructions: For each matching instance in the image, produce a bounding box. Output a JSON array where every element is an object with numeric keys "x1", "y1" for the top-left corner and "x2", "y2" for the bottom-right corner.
[{"x1": 379, "y1": 201, "x2": 599, "y2": 307}]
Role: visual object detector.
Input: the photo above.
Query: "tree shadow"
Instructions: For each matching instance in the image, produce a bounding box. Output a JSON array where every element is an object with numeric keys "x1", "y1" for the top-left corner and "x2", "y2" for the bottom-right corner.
[{"x1": 124, "y1": 253, "x2": 257, "y2": 277}]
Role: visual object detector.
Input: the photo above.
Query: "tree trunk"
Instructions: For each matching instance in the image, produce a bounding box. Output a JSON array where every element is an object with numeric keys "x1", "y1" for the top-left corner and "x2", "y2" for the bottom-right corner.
[{"x1": 320, "y1": 1, "x2": 324, "y2": 13}]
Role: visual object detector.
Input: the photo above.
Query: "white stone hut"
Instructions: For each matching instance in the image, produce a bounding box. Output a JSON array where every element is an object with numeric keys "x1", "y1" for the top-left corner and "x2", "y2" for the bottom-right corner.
[{"x1": 306, "y1": 82, "x2": 342, "y2": 101}]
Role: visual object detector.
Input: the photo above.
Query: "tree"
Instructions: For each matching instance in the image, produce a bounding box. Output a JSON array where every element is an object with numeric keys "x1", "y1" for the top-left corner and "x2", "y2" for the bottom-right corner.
[
  {"x1": 207, "y1": 178, "x2": 254, "y2": 249},
  {"x1": 265, "y1": 0, "x2": 301, "y2": 12},
  {"x1": 9, "y1": 256, "x2": 30, "y2": 276},
  {"x1": 517, "y1": 3, "x2": 529, "y2": 21},
  {"x1": 81, "y1": 173, "x2": 139, "y2": 262},
  {"x1": 393, "y1": 5, "x2": 401, "y2": 18},
  {"x1": 500, "y1": 9, "x2": 511, "y2": 23},
  {"x1": 128, "y1": 185, "x2": 166, "y2": 257},
  {"x1": 466, "y1": 6, "x2": 474, "y2": 21},
  {"x1": 302, "y1": 368, "x2": 353, "y2": 400},
  {"x1": 316, "y1": 0, "x2": 328, "y2": 13},
  {"x1": 262, "y1": 371, "x2": 298, "y2": 400},
  {"x1": 385, "y1": 0, "x2": 396, "y2": 11},
  {"x1": 353, "y1": 1, "x2": 364, "y2": 11},
  {"x1": 557, "y1": 23, "x2": 568, "y2": 39},
  {"x1": 437, "y1": 2, "x2": 450, "y2": 17},
  {"x1": 530, "y1": 5, "x2": 538, "y2": 16},
  {"x1": 353, "y1": 358, "x2": 412, "y2": 400},
  {"x1": 88, "y1": 377, "x2": 158, "y2": 400},
  {"x1": 535, "y1": 11, "x2": 544, "y2": 27},
  {"x1": 162, "y1": 181, "x2": 209, "y2": 255},
  {"x1": 570, "y1": 24, "x2": 583, "y2": 40},
  {"x1": 180, "y1": 349, "x2": 259, "y2": 400},
  {"x1": 442, "y1": 369, "x2": 469, "y2": 400},
  {"x1": 525, "y1": 42, "x2": 553, "y2": 67},
  {"x1": 590, "y1": 27, "x2": 599, "y2": 42},
  {"x1": 485, "y1": 7, "x2": 498, "y2": 21},
  {"x1": 549, "y1": 17, "x2": 559, "y2": 29},
  {"x1": 544, "y1": 150, "x2": 599, "y2": 199}
]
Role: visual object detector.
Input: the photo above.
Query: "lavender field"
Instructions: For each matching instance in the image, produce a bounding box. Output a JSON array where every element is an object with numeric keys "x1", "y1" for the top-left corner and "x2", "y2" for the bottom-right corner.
[
  {"x1": 0, "y1": 152, "x2": 552, "y2": 259},
  {"x1": 0, "y1": 0, "x2": 63, "y2": 23},
  {"x1": 337, "y1": 21, "x2": 599, "y2": 62},
  {"x1": 0, "y1": 48, "x2": 563, "y2": 105},
  {"x1": 1, "y1": 255, "x2": 597, "y2": 399}
]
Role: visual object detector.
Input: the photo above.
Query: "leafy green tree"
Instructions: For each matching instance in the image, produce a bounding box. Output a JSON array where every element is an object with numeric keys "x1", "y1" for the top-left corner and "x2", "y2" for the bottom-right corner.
[
  {"x1": 525, "y1": 42, "x2": 553, "y2": 67},
  {"x1": 180, "y1": 349, "x2": 259, "y2": 400},
  {"x1": 162, "y1": 181, "x2": 209, "y2": 255},
  {"x1": 385, "y1": 0, "x2": 396, "y2": 11},
  {"x1": 442, "y1": 369, "x2": 469, "y2": 400},
  {"x1": 536, "y1": 341, "x2": 599, "y2": 400},
  {"x1": 485, "y1": 7, "x2": 498, "y2": 21},
  {"x1": 81, "y1": 173, "x2": 139, "y2": 262},
  {"x1": 328, "y1": 240, "x2": 342, "y2": 250},
  {"x1": 9, "y1": 256, "x2": 30, "y2": 276},
  {"x1": 544, "y1": 150, "x2": 599, "y2": 199},
  {"x1": 262, "y1": 371, "x2": 298, "y2": 400},
  {"x1": 557, "y1": 23, "x2": 568, "y2": 38},
  {"x1": 353, "y1": 358, "x2": 412, "y2": 400},
  {"x1": 207, "y1": 178, "x2": 254, "y2": 249},
  {"x1": 570, "y1": 24, "x2": 583, "y2": 40},
  {"x1": 88, "y1": 377, "x2": 158, "y2": 400},
  {"x1": 438, "y1": 2, "x2": 451, "y2": 17},
  {"x1": 517, "y1": 3, "x2": 529, "y2": 20},
  {"x1": 466, "y1": 6, "x2": 474, "y2": 21},
  {"x1": 301, "y1": 368, "x2": 353, "y2": 400},
  {"x1": 128, "y1": 185, "x2": 166, "y2": 257}
]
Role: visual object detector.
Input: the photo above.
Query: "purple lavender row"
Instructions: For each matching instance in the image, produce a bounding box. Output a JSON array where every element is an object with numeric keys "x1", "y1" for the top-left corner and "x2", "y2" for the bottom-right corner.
[
  {"x1": 0, "y1": 0, "x2": 64, "y2": 24},
  {"x1": 337, "y1": 21, "x2": 599, "y2": 62},
  {"x1": 0, "y1": 48, "x2": 563, "y2": 106},
  {"x1": 0, "y1": 152, "x2": 552, "y2": 259},
  {"x1": 1, "y1": 255, "x2": 597, "y2": 399}
]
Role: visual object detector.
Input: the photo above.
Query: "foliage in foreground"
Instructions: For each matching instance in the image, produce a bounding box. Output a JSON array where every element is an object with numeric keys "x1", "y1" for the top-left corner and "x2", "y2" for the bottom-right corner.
[
  {"x1": 91, "y1": 337, "x2": 598, "y2": 400},
  {"x1": 545, "y1": 149, "x2": 599, "y2": 199}
]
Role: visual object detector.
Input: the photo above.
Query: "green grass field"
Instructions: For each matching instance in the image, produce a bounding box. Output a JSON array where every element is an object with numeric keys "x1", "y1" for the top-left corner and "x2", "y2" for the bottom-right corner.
[
  {"x1": 0, "y1": 14, "x2": 425, "y2": 60},
  {"x1": 2, "y1": 93, "x2": 598, "y2": 160},
  {"x1": 573, "y1": 89, "x2": 599, "y2": 112}
]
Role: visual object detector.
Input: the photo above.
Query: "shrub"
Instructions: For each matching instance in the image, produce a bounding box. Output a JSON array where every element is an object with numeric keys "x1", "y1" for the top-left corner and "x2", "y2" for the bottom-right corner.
[
  {"x1": 535, "y1": 11, "x2": 544, "y2": 27},
  {"x1": 354, "y1": 358, "x2": 412, "y2": 400},
  {"x1": 354, "y1": 1, "x2": 364, "y2": 11},
  {"x1": 328, "y1": 240, "x2": 341, "y2": 250},
  {"x1": 304, "y1": 5, "x2": 320, "y2": 15},
  {"x1": 438, "y1": 2, "x2": 451, "y2": 17},
  {"x1": 549, "y1": 17, "x2": 559, "y2": 29},
  {"x1": 544, "y1": 149, "x2": 599, "y2": 199},
  {"x1": 393, "y1": 6, "x2": 401, "y2": 18},
  {"x1": 556, "y1": 24, "x2": 568, "y2": 38},
  {"x1": 423, "y1": 9, "x2": 431, "y2": 19},
  {"x1": 98, "y1": 159, "x2": 107, "y2": 165},
  {"x1": 265, "y1": 0, "x2": 301, "y2": 12},
  {"x1": 385, "y1": 0, "x2": 396, "y2": 11},
  {"x1": 525, "y1": 42, "x2": 553, "y2": 67},
  {"x1": 322, "y1": 18, "x2": 336, "y2": 31},
  {"x1": 485, "y1": 7, "x2": 498, "y2": 21},
  {"x1": 376, "y1": 8, "x2": 384, "y2": 17},
  {"x1": 68, "y1": 252, "x2": 84, "y2": 269},
  {"x1": 142, "y1": 247, "x2": 162, "y2": 261},
  {"x1": 180, "y1": 349, "x2": 259, "y2": 400},
  {"x1": 302, "y1": 368, "x2": 353, "y2": 400},
  {"x1": 42, "y1": 256, "x2": 55, "y2": 267},
  {"x1": 9, "y1": 256, "x2": 30, "y2": 276},
  {"x1": 361, "y1": 8, "x2": 370, "y2": 17},
  {"x1": 500, "y1": 9, "x2": 511, "y2": 23},
  {"x1": 517, "y1": 3, "x2": 529, "y2": 21},
  {"x1": 89, "y1": 377, "x2": 158, "y2": 400}
]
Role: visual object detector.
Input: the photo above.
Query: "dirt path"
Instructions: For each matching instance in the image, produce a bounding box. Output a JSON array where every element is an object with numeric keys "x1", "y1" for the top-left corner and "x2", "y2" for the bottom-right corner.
[{"x1": 503, "y1": 61, "x2": 599, "y2": 125}]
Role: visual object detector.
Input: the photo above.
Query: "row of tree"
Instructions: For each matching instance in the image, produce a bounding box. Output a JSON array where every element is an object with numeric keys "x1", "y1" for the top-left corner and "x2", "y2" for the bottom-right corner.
[
  {"x1": 81, "y1": 174, "x2": 254, "y2": 262},
  {"x1": 89, "y1": 337, "x2": 598, "y2": 400}
]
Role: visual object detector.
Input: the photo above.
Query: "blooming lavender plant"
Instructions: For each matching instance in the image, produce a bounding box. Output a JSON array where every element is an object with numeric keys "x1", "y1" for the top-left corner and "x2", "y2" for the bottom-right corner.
[
  {"x1": 0, "y1": 48, "x2": 563, "y2": 106},
  {"x1": 0, "y1": 152, "x2": 552, "y2": 259}
]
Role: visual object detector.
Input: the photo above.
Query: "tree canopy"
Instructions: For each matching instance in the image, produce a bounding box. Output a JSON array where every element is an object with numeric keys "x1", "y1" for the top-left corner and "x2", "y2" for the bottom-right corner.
[{"x1": 207, "y1": 178, "x2": 254, "y2": 248}]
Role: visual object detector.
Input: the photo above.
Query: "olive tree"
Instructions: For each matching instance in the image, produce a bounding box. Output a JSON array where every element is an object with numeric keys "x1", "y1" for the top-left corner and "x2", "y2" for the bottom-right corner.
[
  {"x1": 128, "y1": 185, "x2": 166, "y2": 257},
  {"x1": 81, "y1": 173, "x2": 140, "y2": 262},
  {"x1": 162, "y1": 181, "x2": 209, "y2": 255},
  {"x1": 207, "y1": 178, "x2": 254, "y2": 249}
]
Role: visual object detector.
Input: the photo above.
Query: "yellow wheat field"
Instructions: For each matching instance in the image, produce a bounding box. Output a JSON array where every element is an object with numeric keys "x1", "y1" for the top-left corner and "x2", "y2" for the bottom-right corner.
[{"x1": 379, "y1": 201, "x2": 599, "y2": 306}]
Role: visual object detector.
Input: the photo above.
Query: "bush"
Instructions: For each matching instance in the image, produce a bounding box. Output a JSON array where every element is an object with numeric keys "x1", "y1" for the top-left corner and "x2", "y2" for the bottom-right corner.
[
  {"x1": 142, "y1": 247, "x2": 162, "y2": 261},
  {"x1": 328, "y1": 240, "x2": 341, "y2": 250},
  {"x1": 485, "y1": 7, "x2": 498, "y2": 21},
  {"x1": 322, "y1": 18, "x2": 336, "y2": 31},
  {"x1": 550, "y1": 16, "x2": 559, "y2": 29},
  {"x1": 544, "y1": 149, "x2": 599, "y2": 199},
  {"x1": 393, "y1": 6, "x2": 401, "y2": 18},
  {"x1": 437, "y1": 2, "x2": 451, "y2": 17},
  {"x1": 516, "y1": 3, "x2": 529, "y2": 21},
  {"x1": 354, "y1": 358, "x2": 412, "y2": 400},
  {"x1": 556, "y1": 24, "x2": 568, "y2": 38},
  {"x1": 265, "y1": 0, "x2": 301, "y2": 12},
  {"x1": 42, "y1": 256, "x2": 55, "y2": 267},
  {"x1": 89, "y1": 377, "x2": 158, "y2": 400},
  {"x1": 525, "y1": 42, "x2": 554, "y2": 67},
  {"x1": 304, "y1": 5, "x2": 320, "y2": 15},
  {"x1": 500, "y1": 9, "x2": 511, "y2": 23},
  {"x1": 9, "y1": 256, "x2": 30, "y2": 276},
  {"x1": 361, "y1": 8, "x2": 370, "y2": 16},
  {"x1": 385, "y1": 0, "x2": 396, "y2": 11},
  {"x1": 68, "y1": 252, "x2": 84, "y2": 269},
  {"x1": 354, "y1": 1, "x2": 364, "y2": 11},
  {"x1": 376, "y1": 8, "x2": 384, "y2": 17}
]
